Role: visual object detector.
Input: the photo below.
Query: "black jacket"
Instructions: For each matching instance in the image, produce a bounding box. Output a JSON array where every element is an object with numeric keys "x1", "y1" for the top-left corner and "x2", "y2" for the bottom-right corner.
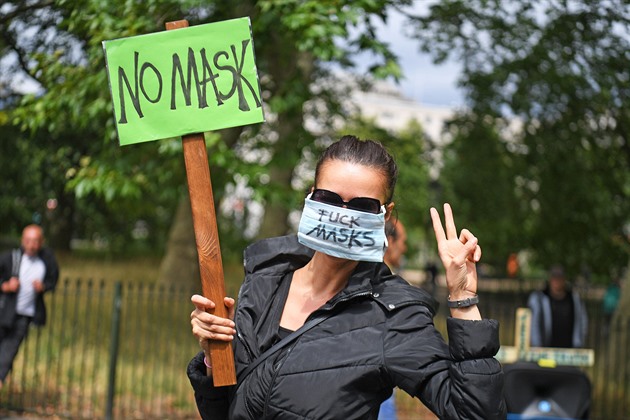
[
  {"x1": 188, "y1": 235, "x2": 505, "y2": 419},
  {"x1": 0, "y1": 247, "x2": 59, "y2": 327}
]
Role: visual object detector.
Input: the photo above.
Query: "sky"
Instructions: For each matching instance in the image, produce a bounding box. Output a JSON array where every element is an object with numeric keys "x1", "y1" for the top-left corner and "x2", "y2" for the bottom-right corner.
[
  {"x1": 367, "y1": 5, "x2": 465, "y2": 108},
  {"x1": 4, "y1": 3, "x2": 465, "y2": 107}
]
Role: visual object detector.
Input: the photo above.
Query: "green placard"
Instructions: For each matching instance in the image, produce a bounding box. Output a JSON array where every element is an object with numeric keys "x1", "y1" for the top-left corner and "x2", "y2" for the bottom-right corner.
[{"x1": 103, "y1": 17, "x2": 264, "y2": 146}]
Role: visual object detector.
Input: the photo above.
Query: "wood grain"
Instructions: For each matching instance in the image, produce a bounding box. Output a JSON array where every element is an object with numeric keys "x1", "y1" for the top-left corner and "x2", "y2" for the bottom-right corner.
[{"x1": 167, "y1": 19, "x2": 236, "y2": 387}]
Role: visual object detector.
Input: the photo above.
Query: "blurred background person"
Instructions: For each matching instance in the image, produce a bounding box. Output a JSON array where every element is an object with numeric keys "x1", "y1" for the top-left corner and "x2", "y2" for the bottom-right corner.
[
  {"x1": 527, "y1": 264, "x2": 587, "y2": 348},
  {"x1": 0, "y1": 225, "x2": 59, "y2": 389},
  {"x1": 384, "y1": 218, "x2": 407, "y2": 274},
  {"x1": 378, "y1": 217, "x2": 407, "y2": 420}
]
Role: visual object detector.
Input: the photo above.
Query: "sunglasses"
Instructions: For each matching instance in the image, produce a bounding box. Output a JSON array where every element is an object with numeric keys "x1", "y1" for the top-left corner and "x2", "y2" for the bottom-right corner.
[{"x1": 311, "y1": 189, "x2": 382, "y2": 214}]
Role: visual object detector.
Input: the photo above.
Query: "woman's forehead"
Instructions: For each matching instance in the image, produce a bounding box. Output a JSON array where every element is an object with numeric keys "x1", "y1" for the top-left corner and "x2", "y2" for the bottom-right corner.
[{"x1": 317, "y1": 160, "x2": 388, "y2": 199}]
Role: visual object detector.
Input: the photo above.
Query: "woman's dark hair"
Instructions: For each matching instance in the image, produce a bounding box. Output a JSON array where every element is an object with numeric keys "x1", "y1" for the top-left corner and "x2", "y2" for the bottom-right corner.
[{"x1": 314, "y1": 135, "x2": 398, "y2": 202}]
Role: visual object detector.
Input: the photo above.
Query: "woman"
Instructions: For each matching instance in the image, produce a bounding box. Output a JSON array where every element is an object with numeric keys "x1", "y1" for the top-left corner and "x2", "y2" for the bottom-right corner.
[{"x1": 188, "y1": 135, "x2": 505, "y2": 419}]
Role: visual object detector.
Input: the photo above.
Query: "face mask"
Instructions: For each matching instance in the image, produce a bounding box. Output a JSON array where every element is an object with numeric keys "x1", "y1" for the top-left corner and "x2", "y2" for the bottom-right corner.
[{"x1": 297, "y1": 194, "x2": 388, "y2": 262}]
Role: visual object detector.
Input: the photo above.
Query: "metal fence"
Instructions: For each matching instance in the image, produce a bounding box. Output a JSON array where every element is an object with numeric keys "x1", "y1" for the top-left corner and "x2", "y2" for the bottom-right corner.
[
  {"x1": 475, "y1": 279, "x2": 630, "y2": 420},
  {"x1": 0, "y1": 278, "x2": 205, "y2": 419},
  {"x1": 0, "y1": 277, "x2": 628, "y2": 419}
]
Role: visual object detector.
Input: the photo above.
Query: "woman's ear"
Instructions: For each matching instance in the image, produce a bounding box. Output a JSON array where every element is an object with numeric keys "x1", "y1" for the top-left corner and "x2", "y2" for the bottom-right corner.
[{"x1": 385, "y1": 202, "x2": 395, "y2": 221}]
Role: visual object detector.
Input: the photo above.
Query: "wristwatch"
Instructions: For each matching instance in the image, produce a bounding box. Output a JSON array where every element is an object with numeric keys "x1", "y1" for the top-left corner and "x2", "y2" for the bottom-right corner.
[{"x1": 447, "y1": 294, "x2": 479, "y2": 308}]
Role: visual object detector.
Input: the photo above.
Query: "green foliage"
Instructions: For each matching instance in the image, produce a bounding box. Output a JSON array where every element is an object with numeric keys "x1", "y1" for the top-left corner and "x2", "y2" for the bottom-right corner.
[
  {"x1": 440, "y1": 114, "x2": 525, "y2": 271},
  {"x1": 1, "y1": 0, "x2": 196, "y2": 250},
  {"x1": 0, "y1": 0, "x2": 418, "y2": 256},
  {"x1": 412, "y1": 0, "x2": 630, "y2": 280}
]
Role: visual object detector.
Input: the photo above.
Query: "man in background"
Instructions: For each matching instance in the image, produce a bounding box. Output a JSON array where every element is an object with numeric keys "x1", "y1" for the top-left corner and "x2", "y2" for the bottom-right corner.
[
  {"x1": 0, "y1": 225, "x2": 59, "y2": 389},
  {"x1": 384, "y1": 218, "x2": 407, "y2": 272},
  {"x1": 378, "y1": 217, "x2": 407, "y2": 420},
  {"x1": 527, "y1": 264, "x2": 588, "y2": 348}
]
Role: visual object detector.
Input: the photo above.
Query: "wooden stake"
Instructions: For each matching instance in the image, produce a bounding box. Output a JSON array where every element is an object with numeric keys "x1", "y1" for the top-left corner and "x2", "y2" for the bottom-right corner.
[{"x1": 166, "y1": 20, "x2": 237, "y2": 387}]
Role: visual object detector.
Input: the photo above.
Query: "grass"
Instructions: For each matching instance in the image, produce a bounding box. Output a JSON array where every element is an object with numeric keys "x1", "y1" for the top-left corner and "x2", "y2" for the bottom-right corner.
[
  {"x1": 2, "y1": 252, "x2": 203, "y2": 418},
  {"x1": 15, "y1": 252, "x2": 438, "y2": 418},
  {"x1": 56, "y1": 251, "x2": 163, "y2": 284},
  {"x1": 5, "y1": 252, "x2": 625, "y2": 419}
]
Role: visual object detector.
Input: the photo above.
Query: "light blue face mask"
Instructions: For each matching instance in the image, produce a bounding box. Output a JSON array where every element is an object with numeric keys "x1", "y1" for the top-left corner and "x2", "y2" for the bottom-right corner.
[{"x1": 297, "y1": 194, "x2": 388, "y2": 263}]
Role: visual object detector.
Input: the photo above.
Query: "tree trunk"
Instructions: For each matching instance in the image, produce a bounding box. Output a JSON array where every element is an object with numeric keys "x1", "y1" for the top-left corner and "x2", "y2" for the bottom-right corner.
[
  {"x1": 256, "y1": 165, "x2": 295, "y2": 239},
  {"x1": 44, "y1": 189, "x2": 75, "y2": 251},
  {"x1": 157, "y1": 193, "x2": 200, "y2": 291},
  {"x1": 255, "y1": 44, "x2": 314, "y2": 238}
]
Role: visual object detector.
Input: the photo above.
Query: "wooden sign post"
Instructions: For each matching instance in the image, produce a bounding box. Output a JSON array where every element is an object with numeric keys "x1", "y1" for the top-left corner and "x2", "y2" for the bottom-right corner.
[
  {"x1": 165, "y1": 19, "x2": 235, "y2": 386},
  {"x1": 103, "y1": 17, "x2": 265, "y2": 386},
  {"x1": 180, "y1": 129, "x2": 236, "y2": 386},
  {"x1": 496, "y1": 308, "x2": 595, "y2": 367}
]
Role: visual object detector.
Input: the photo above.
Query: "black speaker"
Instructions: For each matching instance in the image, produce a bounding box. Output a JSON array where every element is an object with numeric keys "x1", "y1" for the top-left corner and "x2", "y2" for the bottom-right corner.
[{"x1": 504, "y1": 362, "x2": 591, "y2": 419}]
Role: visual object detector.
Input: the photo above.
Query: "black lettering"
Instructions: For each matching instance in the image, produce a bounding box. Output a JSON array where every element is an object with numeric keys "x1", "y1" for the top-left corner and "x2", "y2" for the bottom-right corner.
[
  {"x1": 337, "y1": 228, "x2": 349, "y2": 243},
  {"x1": 170, "y1": 48, "x2": 206, "y2": 110},
  {"x1": 117, "y1": 51, "x2": 143, "y2": 123},
  {"x1": 348, "y1": 216, "x2": 361, "y2": 228},
  {"x1": 200, "y1": 48, "x2": 223, "y2": 106},
  {"x1": 306, "y1": 224, "x2": 328, "y2": 238},
  {"x1": 188, "y1": 47, "x2": 208, "y2": 109},
  {"x1": 114, "y1": 40, "x2": 262, "y2": 123},
  {"x1": 306, "y1": 224, "x2": 341, "y2": 243},
  {"x1": 348, "y1": 230, "x2": 363, "y2": 249},
  {"x1": 328, "y1": 212, "x2": 340, "y2": 223},
  {"x1": 213, "y1": 50, "x2": 236, "y2": 102},
  {"x1": 230, "y1": 40, "x2": 261, "y2": 111},
  {"x1": 171, "y1": 53, "x2": 190, "y2": 109},
  {"x1": 325, "y1": 228, "x2": 338, "y2": 242},
  {"x1": 362, "y1": 231, "x2": 375, "y2": 246},
  {"x1": 214, "y1": 40, "x2": 262, "y2": 112},
  {"x1": 317, "y1": 209, "x2": 328, "y2": 222},
  {"x1": 139, "y1": 62, "x2": 162, "y2": 103}
]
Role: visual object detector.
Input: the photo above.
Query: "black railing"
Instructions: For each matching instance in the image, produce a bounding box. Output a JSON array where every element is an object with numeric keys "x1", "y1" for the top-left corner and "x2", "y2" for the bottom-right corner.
[
  {"x1": 0, "y1": 279, "x2": 205, "y2": 419},
  {"x1": 0, "y1": 277, "x2": 628, "y2": 419}
]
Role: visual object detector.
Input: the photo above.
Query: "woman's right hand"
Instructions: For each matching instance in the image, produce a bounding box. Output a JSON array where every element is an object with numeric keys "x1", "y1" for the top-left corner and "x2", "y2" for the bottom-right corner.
[{"x1": 190, "y1": 294, "x2": 236, "y2": 350}]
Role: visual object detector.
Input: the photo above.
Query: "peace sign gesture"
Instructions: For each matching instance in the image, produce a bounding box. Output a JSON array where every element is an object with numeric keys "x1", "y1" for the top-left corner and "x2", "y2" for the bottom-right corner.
[{"x1": 430, "y1": 203, "x2": 482, "y2": 318}]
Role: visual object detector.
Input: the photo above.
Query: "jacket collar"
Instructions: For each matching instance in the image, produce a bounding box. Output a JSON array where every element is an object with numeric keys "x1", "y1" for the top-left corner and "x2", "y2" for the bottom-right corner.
[
  {"x1": 244, "y1": 235, "x2": 383, "y2": 291},
  {"x1": 243, "y1": 235, "x2": 437, "y2": 314}
]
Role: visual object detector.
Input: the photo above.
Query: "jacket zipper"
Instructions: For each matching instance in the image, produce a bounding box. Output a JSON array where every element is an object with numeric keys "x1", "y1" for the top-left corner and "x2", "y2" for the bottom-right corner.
[
  {"x1": 262, "y1": 340, "x2": 298, "y2": 418},
  {"x1": 237, "y1": 330, "x2": 255, "y2": 363},
  {"x1": 260, "y1": 289, "x2": 373, "y2": 416}
]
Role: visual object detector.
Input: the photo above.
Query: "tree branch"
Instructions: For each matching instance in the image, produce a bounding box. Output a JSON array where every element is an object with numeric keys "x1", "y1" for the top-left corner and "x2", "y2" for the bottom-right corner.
[
  {"x1": 0, "y1": 0, "x2": 54, "y2": 26},
  {"x1": 0, "y1": 27, "x2": 43, "y2": 85}
]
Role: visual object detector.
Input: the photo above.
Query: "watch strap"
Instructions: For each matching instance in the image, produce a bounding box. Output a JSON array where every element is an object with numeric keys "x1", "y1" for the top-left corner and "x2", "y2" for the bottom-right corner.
[{"x1": 447, "y1": 294, "x2": 479, "y2": 308}]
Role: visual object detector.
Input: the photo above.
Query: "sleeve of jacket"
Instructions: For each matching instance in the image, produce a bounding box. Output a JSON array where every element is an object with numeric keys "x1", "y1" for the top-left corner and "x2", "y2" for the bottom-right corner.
[
  {"x1": 187, "y1": 351, "x2": 232, "y2": 420},
  {"x1": 383, "y1": 305, "x2": 505, "y2": 420},
  {"x1": 0, "y1": 250, "x2": 12, "y2": 283},
  {"x1": 527, "y1": 291, "x2": 543, "y2": 347},
  {"x1": 40, "y1": 248, "x2": 59, "y2": 292},
  {"x1": 573, "y1": 292, "x2": 588, "y2": 347}
]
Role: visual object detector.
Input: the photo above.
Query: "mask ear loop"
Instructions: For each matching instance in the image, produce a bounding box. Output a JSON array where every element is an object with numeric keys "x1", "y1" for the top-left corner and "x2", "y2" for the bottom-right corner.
[{"x1": 380, "y1": 206, "x2": 389, "y2": 248}]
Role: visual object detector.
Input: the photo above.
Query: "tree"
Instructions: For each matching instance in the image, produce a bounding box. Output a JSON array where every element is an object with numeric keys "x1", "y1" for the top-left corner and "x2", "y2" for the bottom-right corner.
[
  {"x1": 1, "y1": 0, "x2": 194, "y2": 251},
  {"x1": 439, "y1": 113, "x2": 526, "y2": 273},
  {"x1": 410, "y1": 0, "x2": 630, "y2": 282},
  {"x1": 0, "y1": 1, "x2": 420, "y2": 288}
]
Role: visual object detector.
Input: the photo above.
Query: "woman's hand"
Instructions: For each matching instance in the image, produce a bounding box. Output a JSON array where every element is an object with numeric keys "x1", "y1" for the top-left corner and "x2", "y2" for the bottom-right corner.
[
  {"x1": 191, "y1": 295, "x2": 237, "y2": 350},
  {"x1": 430, "y1": 203, "x2": 482, "y2": 319}
]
